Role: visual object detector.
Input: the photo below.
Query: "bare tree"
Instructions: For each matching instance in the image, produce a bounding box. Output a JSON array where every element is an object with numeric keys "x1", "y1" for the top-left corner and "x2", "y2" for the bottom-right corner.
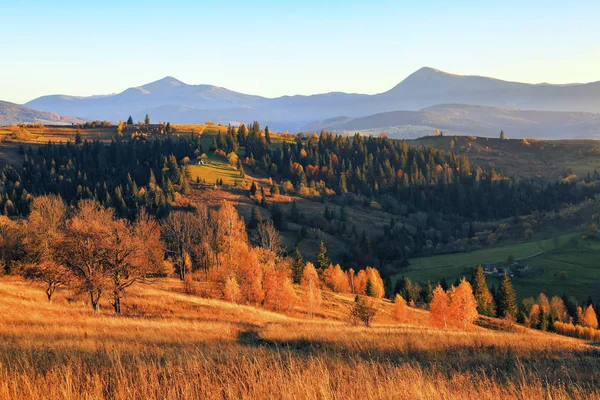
[
  {"x1": 161, "y1": 210, "x2": 201, "y2": 280},
  {"x1": 106, "y1": 210, "x2": 164, "y2": 313},
  {"x1": 252, "y1": 220, "x2": 283, "y2": 257},
  {"x1": 23, "y1": 195, "x2": 72, "y2": 301},
  {"x1": 57, "y1": 200, "x2": 114, "y2": 311}
]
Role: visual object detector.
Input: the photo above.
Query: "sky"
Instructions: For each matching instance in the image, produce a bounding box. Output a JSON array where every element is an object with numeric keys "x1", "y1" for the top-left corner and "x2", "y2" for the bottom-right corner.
[{"x1": 1, "y1": 0, "x2": 599, "y2": 104}]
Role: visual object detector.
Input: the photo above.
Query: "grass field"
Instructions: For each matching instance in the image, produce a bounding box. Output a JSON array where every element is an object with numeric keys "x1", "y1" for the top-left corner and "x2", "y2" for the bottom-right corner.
[
  {"x1": 188, "y1": 162, "x2": 248, "y2": 186},
  {"x1": 412, "y1": 136, "x2": 600, "y2": 180},
  {"x1": 399, "y1": 232, "x2": 600, "y2": 301},
  {"x1": 0, "y1": 125, "x2": 116, "y2": 143},
  {"x1": 1, "y1": 277, "x2": 599, "y2": 399}
]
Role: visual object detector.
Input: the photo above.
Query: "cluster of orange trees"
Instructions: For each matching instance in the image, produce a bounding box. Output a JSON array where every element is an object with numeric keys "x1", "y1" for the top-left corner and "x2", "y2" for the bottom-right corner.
[
  {"x1": 4, "y1": 195, "x2": 385, "y2": 317},
  {"x1": 392, "y1": 280, "x2": 479, "y2": 330}
]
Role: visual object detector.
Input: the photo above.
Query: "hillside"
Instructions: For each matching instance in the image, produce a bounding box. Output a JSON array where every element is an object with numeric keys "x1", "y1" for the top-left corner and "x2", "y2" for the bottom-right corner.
[
  {"x1": 0, "y1": 100, "x2": 84, "y2": 126},
  {"x1": 301, "y1": 104, "x2": 600, "y2": 139},
  {"x1": 1, "y1": 277, "x2": 599, "y2": 399},
  {"x1": 23, "y1": 67, "x2": 600, "y2": 132}
]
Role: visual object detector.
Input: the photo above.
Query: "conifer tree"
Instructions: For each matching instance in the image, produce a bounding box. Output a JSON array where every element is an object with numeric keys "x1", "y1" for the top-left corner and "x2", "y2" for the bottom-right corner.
[
  {"x1": 145, "y1": 114, "x2": 150, "y2": 125},
  {"x1": 127, "y1": 115, "x2": 133, "y2": 125},
  {"x1": 316, "y1": 240, "x2": 330, "y2": 270},
  {"x1": 496, "y1": 274, "x2": 517, "y2": 318},
  {"x1": 292, "y1": 248, "x2": 305, "y2": 284},
  {"x1": 421, "y1": 281, "x2": 434, "y2": 304},
  {"x1": 470, "y1": 266, "x2": 496, "y2": 316},
  {"x1": 365, "y1": 277, "x2": 375, "y2": 297}
]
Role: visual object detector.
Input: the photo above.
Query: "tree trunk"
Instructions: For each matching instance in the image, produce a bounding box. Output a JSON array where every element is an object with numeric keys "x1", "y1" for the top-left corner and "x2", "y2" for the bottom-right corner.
[
  {"x1": 46, "y1": 282, "x2": 56, "y2": 302},
  {"x1": 113, "y1": 295, "x2": 121, "y2": 314},
  {"x1": 90, "y1": 290, "x2": 101, "y2": 312}
]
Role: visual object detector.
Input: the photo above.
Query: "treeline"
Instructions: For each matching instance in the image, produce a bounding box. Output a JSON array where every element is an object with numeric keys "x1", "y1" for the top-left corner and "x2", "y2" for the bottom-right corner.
[
  {"x1": 393, "y1": 265, "x2": 600, "y2": 339},
  {"x1": 0, "y1": 196, "x2": 386, "y2": 316},
  {"x1": 260, "y1": 132, "x2": 599, "y2": 219},
  {"x1": 2, "y1": 135, "x2": 202, "y2": 218}
]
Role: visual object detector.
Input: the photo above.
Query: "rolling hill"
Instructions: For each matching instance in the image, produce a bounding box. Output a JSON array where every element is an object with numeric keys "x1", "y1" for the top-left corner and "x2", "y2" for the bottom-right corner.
[
  {"x1": 301, "y1": 104, "x2": 600, "y2": 139},
  {"x1": 23, "y1": 68, "x2": 600, "y2": 133},
  {"x1": 0, "y1": 100, "x2": 84, "y2": 126}
]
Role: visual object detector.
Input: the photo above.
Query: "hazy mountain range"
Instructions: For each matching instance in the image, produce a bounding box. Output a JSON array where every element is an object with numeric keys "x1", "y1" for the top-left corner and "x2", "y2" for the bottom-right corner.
[
  {"x1": 5, "y1": 67, "x2": 600, "y2": 138},
  {"x1": 301, "y1": 104, "x2": 600, "y2": 139},
  {"x1": 0, "y1": 100, "x2": 84, "y2": 126}
]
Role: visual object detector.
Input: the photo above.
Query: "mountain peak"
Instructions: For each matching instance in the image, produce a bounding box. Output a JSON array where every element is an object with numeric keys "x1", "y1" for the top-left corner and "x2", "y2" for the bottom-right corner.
[{"x1": 140, "y1": 76, "x2": 187, "y2": 91}]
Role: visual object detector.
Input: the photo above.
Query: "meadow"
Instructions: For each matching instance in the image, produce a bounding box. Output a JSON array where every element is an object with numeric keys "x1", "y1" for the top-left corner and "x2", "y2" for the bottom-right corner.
[
  {"x1": 412, "y1": 135, "x2": 600, "y2": 180},
  {"x1": 1, "y1": 277, "x2": 599, "y2": 399},
  {"x1": 400, "y1": 232, "x2": 600, "y2": 301}
]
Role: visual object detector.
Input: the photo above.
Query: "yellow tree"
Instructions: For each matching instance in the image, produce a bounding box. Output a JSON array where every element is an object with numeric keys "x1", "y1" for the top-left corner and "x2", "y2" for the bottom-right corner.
[
  {"x1": 430, "y1": 285, "x2": 450, "y2": 328},
  {"x1": 448, "y1": 279, "x2": 479, "y2": 329},
  {"x1": 223, "y1": 276, "x2": 241, "y2": 303},
  {"x1": 214, "y1": 200, "x2": 247, "y2": 270},
  {"x1": 393, "y1": 294, "x2": 408, "y2": 323},
  {"x1": 322, "y1": 264, "x2": 351, "y2": 293},
  {"x1": 280, "y1": 276, "x2": 297, "y2": 312},
  {"x1": 582, "y1": 305, "x2": 599, "y2": 329},
  {"x1": 301, "y1": 262, "x2": 321, "y2": 319},
  {"x1": 353, "y1": 269, "x2": 367, "y2": 295},
  {"x1": 365, "y1": 267, "x2": 385, "y2": 298}
]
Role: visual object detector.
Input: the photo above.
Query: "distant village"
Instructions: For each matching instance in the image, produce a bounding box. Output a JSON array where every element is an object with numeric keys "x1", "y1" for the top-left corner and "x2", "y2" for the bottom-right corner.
[{"x1": 482, "y1": 262, "x2": 531, "y2": 278}]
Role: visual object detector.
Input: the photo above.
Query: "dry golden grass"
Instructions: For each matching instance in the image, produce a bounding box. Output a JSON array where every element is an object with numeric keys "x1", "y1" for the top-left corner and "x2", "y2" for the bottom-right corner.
[{"x1": 1, "y1": 277, "x2": 599, "y2": 399}]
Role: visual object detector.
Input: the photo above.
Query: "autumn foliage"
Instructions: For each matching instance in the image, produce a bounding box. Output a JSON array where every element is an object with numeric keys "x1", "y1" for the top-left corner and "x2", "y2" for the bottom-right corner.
[
  {"x1": 393, "y1": 294, "x2": 408, "y2": 323},
  {"x1": 430, "y1": 281, "x2": 478, "y2": 329}
]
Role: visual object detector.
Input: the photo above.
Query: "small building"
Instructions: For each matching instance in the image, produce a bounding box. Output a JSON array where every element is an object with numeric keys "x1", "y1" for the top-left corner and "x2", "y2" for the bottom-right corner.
[
  {"x1": 482, "y1": 264, "x2": 497, "y2": 275},
  {"x1": 497, "y1": 267, "x2": 514, "y2": 278}
]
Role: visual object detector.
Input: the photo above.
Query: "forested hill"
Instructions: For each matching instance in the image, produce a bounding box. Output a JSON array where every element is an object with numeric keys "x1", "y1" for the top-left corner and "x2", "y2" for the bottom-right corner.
[{"x1": 1, "y1": 125, "x2": 599, "y2": 275}]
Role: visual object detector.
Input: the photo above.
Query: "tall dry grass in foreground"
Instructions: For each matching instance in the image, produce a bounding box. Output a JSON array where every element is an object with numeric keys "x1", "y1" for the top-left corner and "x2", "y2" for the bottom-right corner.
[{"x1": 0, "y1": 278, "x2": 599, "y2": 400}]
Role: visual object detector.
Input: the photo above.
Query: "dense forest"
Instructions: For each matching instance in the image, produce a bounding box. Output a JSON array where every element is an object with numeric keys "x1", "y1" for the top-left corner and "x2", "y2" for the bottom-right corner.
[{"x1": 1, "y1": 124, "x2": 599, "y2": 282}]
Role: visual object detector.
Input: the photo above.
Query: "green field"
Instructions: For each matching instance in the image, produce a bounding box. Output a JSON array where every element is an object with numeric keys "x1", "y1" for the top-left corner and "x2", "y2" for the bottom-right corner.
[{"x1": 398, "y1": 232, "x2": 600, "y2": 302}]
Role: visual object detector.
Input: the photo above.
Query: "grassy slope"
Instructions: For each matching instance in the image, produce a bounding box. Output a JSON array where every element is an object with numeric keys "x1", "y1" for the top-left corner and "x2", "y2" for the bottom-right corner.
[
  {"x1": 412, "y1": 135, "x2": 600, "y2": 180},
  {"x1": 0, "y1": 277, "x2": 598, "y2": 399}
]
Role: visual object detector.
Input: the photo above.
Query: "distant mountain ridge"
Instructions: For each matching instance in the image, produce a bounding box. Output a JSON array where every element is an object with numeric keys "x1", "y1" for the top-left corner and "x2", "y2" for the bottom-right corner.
[
  {"x1": 0, "y1": 100, "x2": 84, "y2": 126},
  {"x1": 22, "y1": 67, "x2": 600, "y2": 134},
  {"x1": 301, "y1": 104, "x2": 600, "y2": 140}
]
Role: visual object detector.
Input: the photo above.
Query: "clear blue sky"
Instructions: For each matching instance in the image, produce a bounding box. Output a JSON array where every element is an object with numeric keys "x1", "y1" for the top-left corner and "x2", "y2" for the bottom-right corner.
[{"x1": 1, "y1": 0, "x2": 599, "y2": 104}]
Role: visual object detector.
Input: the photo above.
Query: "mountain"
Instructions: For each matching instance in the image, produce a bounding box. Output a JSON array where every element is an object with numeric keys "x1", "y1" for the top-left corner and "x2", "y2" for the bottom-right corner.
[
  {"x1": 0, "y1": 100, "x2": 84, "y2": 125},
  {"x1": 300, "y1": 104, "x2": 600, "y2": 139},
  {"x1": 24, "y1": 68, "x2": 600, "y2": 133}
]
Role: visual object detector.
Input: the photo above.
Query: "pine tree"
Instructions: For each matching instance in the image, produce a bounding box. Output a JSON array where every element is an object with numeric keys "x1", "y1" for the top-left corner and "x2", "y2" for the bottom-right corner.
[
  {"x1": 166, "y1": 122, "x2": 172, "y2": 133},
  {"x1": 292, "y1": 248, "x2": 305, "y2": 284},
  {"x1": 127, "y1": 115, "x2": 133, "y2": 125},
  {"x1": 249, "y1": 181, "x2": 257, "y2": 197},
  {"x1": 365, "y1": 277, "x2": 375, "y2": 297},
  {"x1": 496, "y1": 274, "x2": 517, "y2": 318},
  {"x1": 248, "y1": 207, "x2": 263, "y2": 230},
  {"x1": 421, "y1": 281, "x2": 434, "y2": 304},
  {"x1": 264, "y1": 126, "x2": 271, "y2": 145},
  {"x1": 471, "y1": 266, "x2": 496, "y2": 316},
  {"x1": 500, "y1": 130, "x2": 505, "y2": 140},
  {"x1": 144, "y1": 114, "x2": 150, "y2": 125},
  {"x1": 316, "y1": 240, "x2": 330, "y2": 270}
]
